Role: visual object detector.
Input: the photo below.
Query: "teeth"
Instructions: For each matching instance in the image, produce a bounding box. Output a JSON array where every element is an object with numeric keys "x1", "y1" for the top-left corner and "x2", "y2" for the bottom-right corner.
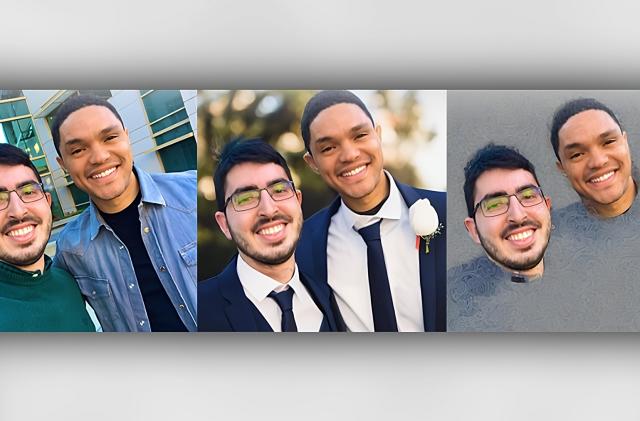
[
  {"x1": 589, "y1": 171, "x2": 614, "y2": 183},
  {"x1": 507, "y1": 230, "x2": 533, "y2": 241},
  {"x1": 92, "y1": 167, "x2": 116, "y2": 179},
  {"x1": 258, "y1": 224, "x2": 284, "y2": 235},
  {"x1": 7, "y1": 225, "x2": 34, "y2": 237},
  {"x1": 341, "y1": 165, "x2": 366, "y2": 177}
]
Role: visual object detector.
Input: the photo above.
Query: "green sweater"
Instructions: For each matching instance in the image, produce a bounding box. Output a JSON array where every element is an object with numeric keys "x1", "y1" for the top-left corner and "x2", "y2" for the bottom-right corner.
[{"x1": 0, "y1": 256, "x2": 95, "y2": 332}]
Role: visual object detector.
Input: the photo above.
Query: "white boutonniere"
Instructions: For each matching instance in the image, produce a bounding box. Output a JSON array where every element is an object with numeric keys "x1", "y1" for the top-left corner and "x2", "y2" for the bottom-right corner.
[{"x1": 409, "y1": 198, "x2": 444, "y2": 254}]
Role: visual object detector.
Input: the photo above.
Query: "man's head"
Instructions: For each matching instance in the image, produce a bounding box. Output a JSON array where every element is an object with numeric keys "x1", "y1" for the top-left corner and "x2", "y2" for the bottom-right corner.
[
  {"x1": 463, "y1": 144, "x2": 551, "y2": 274},
  {"x1": 52, "y1": 95, "x2": 137, "y2": 213},
  {"x1": 550, "y1": 98, "x2": 635, "y2": 217},
  {"x1": 213, "y1": 139, "x2": 302, "y2": 269},
  {"x1": 301, "y1": 90, "x2": 387, "y2": 212},
  {"x1": 0, "y1": 144, "x2": 52, "y2": 271}
]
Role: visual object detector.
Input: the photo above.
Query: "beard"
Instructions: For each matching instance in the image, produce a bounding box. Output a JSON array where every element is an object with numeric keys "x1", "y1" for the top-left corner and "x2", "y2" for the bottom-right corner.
[
  {"x1": 229, "y1": 214, "x2": 302, "y2": 266},
  {"x1": 0, "y1": 216, "x2": 51, "y2": 269},
  {"x1": 478, "y1": 220, "x2": 551, "y2": 272}
]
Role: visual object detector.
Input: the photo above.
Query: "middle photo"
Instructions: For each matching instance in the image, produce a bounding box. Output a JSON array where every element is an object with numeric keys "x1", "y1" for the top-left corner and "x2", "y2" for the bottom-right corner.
[{"x1": 197, "y1": 90, "x2": 447, "y2": 332}]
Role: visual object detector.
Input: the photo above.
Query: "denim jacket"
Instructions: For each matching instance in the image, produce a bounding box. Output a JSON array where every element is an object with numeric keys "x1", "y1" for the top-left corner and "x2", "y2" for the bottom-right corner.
[{"x1": 53, "y1": 167, "x2": 197, "y2": 332}]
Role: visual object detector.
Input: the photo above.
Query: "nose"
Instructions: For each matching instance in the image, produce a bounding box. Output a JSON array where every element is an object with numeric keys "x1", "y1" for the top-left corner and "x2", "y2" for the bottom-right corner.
[
  {"x1": 338, "y1": 140, "x2": 360, "y2": 163},
  {"x1": 256, "y1": 189, "x2": 278, "y2": 217},
  {"x1": 506, "y1": 195, "x2": 527, "y2": 223},
  {"x1": 5, "y1": 191, "x2": 28, "y2": 218},
  {"x1": 587, "y1": 148, "x2": 608, "y2": 169},
  {"x1": 88, "y1": 143, "x2": 110, "y2": 164}
]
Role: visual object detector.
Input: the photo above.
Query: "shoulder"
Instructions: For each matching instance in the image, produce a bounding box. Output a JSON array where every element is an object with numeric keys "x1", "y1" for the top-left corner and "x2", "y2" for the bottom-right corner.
[
  {"x1": 198, "y1": 258, "x2": 237, "y2": 299},
  {"x1": 55, "y1": 211, "x2": 92, "y2": 252}
]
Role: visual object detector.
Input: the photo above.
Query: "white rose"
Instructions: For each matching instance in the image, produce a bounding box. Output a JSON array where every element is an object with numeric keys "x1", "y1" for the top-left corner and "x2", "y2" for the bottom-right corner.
[{"x1": 409, "y1": 198, "x2": 439, "y2": 236}]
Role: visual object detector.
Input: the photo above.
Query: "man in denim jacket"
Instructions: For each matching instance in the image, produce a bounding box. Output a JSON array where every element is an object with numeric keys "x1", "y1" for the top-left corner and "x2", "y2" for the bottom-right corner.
[{"x1": 52, "y1": 95, "x2": 196, "y2": 332}]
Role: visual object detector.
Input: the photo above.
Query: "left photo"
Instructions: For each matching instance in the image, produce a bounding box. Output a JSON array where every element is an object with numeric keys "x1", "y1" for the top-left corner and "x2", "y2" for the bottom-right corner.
[{"x1": 0, "y1": 90, "x2": 197, "y2": 332}]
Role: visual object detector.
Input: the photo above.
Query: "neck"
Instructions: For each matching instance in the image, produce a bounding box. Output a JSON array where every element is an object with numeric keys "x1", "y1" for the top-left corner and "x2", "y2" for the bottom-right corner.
[
  {"x1": 5, "y1": 254, "x2": 45, "y2": 273},
  {"x1": 583, "y1": 176, "x2": 637, "y2": 218},
  {"x1": 343, "y1": 171, "x2": 390, "y2": 214},
  {"x1": 241, "y1": 253, "x2": 296, "y2": 284},
  {"x1": 94, "y1": 172, "x2": 140, "y2": 214}
]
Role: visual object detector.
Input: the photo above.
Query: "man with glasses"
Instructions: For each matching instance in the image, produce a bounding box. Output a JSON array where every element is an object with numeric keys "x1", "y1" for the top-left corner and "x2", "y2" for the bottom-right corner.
[
  {"x1": 0, "y1": 144, "x2": 94, "y2": 331},
  {"x1": 461, "y1": 144, "x2": 552, "y2": 280},
  {"x1": 198, "y1": 139, "x2": 341, "y2": 332}
]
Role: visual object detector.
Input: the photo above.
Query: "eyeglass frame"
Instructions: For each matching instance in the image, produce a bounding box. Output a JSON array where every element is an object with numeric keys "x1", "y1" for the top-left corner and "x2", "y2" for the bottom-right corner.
[
  {"x1": 0, "y1": 182, "x2": 47, "y2": 211},
  {"x1": 472, "y1": 185, "x2": 546, "y2": 218},
  {"x1": 223, "y1": 179, "x2": 296, "y2": 212}
]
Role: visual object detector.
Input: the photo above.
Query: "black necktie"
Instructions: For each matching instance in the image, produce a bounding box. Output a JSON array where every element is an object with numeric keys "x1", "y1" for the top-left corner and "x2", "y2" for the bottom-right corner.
[
  {"x1": 268, "y1": 288, "x2": 298, "y2": 332},
  {"x1": 357, "y1": 221, "x2": 398, "y2": 332}
]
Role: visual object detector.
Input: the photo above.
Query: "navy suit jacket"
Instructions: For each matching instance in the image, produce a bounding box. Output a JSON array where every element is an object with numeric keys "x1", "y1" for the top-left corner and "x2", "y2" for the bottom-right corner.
[
  {"x1": 296, "y1": 180, "x2": 447, "y2": 332},
  {"x1": 198, "y1": 256, "x2": 341, "y2": 332}
]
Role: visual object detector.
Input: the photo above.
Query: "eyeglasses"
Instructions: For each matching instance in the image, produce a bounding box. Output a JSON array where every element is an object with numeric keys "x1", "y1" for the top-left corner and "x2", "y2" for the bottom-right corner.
[
  {"x1": 0, "y1": 182, "x2": 46, "y2": 211},
  {"x1": 474, "y1": 186, "x2": 545, "y2": 217},
  {"x1": 224, "y1": 180, "x2": 296, "y2": 212}
]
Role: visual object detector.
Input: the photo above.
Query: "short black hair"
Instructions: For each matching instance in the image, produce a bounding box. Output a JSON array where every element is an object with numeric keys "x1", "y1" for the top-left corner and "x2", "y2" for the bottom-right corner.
[
  {"x1": 550, "y1": 98, "x2": 623, "y2": 161},
  {"x1": 0, "y1": 143, "x2": 43, "y2": 184},
  {"x1": 300, "y1": 90, "x2": 375, "y2": 152},
  {"x1": 463, "y1": 144, "x2": 540, "y2": 217},
  {"x1": 51, "y1": 94, "x2": 125, "y2": 157},
  {"x1": 213, "y1": 139, "x2": 294, "y2": 211}
]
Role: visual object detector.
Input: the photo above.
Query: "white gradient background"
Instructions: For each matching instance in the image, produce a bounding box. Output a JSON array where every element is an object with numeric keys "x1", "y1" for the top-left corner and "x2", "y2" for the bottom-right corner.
[{"x1": 3, "y1": 1, "x2": 640, "y2": 420}]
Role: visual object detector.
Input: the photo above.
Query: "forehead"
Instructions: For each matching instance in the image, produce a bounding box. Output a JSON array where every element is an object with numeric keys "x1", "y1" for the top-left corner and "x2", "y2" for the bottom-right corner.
[
  {"x1": 308, "y1": 103, "x2": 373, "y2": 141},
  {"x1": 224, "y1": 162, "x2": 289, "y2": 193},
  {"x1": 0, "y1": 164, "x2": 39, "y2": 187},
  {"x1": 473, "y1": 168, "x2": 538, "y2": 202},
  {"x1": 558, "y1": 109, "x2": 621, "y2": 146},
  {"x1": 58, "y1": 105, "x2": 122, "y2": 141}
]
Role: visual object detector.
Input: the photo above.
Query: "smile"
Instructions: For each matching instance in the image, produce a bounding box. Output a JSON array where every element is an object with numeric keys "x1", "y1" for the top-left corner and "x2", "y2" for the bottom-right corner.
[
  {"x1": 588, "y1": 171, "x2": 614, "y2": 184},
  {"x1": 340, "y1": 165, "x2": 366, "y2": 177},
  {"x1": 257, "y1": 224, "x2": 284, "y2": 236},
  {"x1": 7, "y1": 225, "x2": 34, "y2": 237},
  {"x1": 91, "y1": 167, "x2": 117, "y2": 179},
  {"x1": 506, "y1": 229, "x2": 533, "y2": 241}
]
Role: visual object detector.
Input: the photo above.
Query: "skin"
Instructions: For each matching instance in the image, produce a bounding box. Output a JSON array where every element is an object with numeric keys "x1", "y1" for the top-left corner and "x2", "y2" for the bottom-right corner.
[
  {"x1": 304, "y1": 103, "x2": 389, "y2": 213},
  {"x1": 464, "y1": 168, "x2": 552, "y2": 278},
  {"x1": 0, "y1": 165, "x2": 52, "y2": 272},
  {"x1": 214, "y1": 162, "x2": 303, "y2": 283},
  {"x1": 56, "y1": 105, "x2": 139, "y2": 214},
  {"x1": 556, "y1": 109, "x2": 636, "y2": 218}
]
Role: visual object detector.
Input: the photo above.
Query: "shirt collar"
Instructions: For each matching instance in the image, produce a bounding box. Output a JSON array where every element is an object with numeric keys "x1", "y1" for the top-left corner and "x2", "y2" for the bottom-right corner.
[
  {"x1": 336, "y1": 171, "x2": 402, "y2": 230},
  {"x1": 236, "y1": 254, "x2": 299, "y2": 301},
  {"x1": 86, "y1": 165, "x2": 166, "y2": 240}
]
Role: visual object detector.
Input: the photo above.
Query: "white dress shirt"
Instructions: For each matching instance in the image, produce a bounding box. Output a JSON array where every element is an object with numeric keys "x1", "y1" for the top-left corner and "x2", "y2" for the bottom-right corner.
[
  {"x1": 236, "y1": 255, "x2": 324, "y2": 332},
  {"x1": 327, "y1": 173, "x2": 423, "y2": 332}
]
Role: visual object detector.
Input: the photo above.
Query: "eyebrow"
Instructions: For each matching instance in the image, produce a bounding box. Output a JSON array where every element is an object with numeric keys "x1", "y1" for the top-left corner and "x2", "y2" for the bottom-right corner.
[
  {"x1": 0, "y1": 179, "x2": 39, "y2": 192},
  {"x1": 562, "y1": 129, "x2": 622, "y2": 151},
  {"x1": 478, "y1": 183, "x2": 539, "y2": 202},
  {"x1": 62, "y1": 124, "x2": 122, "y2": 149},
  {"x1": 228, "y1": 177, "x2": 289, "y2": 197}
]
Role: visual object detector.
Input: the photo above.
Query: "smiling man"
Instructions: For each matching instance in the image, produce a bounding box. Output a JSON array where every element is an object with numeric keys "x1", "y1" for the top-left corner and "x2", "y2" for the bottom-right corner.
[
  {"x1": 550, "y1": 98, "x2": 636, "y2": 218},
  {"x1": 198, "y1": 139, "x2": 341, "y2": 332},
  {"x1": 52, "y1": 95, "x2": 197, "y2": 332},
  {"x1": 0, "y1": 144, "x2": 94, "y2": 331},
  {"x1": 296, "y1": 90, "x2": 446, "y2": 332},
  {"x1": 462, "y1": 144, "x2": 552, "y2": 280}
]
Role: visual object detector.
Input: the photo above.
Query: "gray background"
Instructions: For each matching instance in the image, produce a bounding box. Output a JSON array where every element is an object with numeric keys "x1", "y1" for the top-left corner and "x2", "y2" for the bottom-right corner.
[
  {"x1": 447, "y1": 90, "x2": 640, "y2": 268},
  {"x1": 4, "y1": 0, "x2": 640, "y2": 420}
]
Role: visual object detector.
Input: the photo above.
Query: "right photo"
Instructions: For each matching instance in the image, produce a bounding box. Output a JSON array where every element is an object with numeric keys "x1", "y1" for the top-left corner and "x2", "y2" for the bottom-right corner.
[{"x1": 448, "y1": 90, "x2": 640, "y2": 331}]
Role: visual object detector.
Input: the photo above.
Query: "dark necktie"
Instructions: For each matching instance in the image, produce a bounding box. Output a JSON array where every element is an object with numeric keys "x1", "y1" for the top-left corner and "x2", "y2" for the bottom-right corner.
[
  {"x1": 268, "y1": 288, "x2": 298, "y2": 332},
  {"x1": 357, "y1": 220, "x2": 398, "y2": 332}
]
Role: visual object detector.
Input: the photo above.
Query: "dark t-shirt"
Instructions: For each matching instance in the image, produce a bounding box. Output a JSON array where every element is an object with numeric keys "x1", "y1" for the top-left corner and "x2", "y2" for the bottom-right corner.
[{"x1": 100, "y1": 193, "x2": 187, "y2": 332}]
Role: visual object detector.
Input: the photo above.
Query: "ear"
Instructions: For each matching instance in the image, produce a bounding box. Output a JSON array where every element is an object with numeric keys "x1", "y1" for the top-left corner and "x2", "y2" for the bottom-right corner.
[
  {"x1": 463, "y1": 217, "x2": 481, "y2": 244},
  {"x1": 555, "y1": 160, "x2": 566, "y2": 176},
  {"x1": 45, "y1": 192, "x2": 52, "y2": 206},
  {"x1": 375, "y1": 124, "x2": 382, "y2": 139},
  {"x1": 295, "y1": 189, "x2": 302, "y2": 205},
  {"x1": 214, "y1": 211, "x2": 233, "y2": 241},
  {"x1": 303, "y1": 151, "x2": 319, "y2": 174},
  {"x1": 545, "y1": 196, "x2": 552, "y2": 210},
  {"x1": 56, "y1": 156, "x2": 67, "y2": 172}
]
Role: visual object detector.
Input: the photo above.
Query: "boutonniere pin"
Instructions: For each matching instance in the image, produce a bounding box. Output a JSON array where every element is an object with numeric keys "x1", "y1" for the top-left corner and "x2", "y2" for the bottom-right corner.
[{"x1": 409, "y1": 198, "x2": 444, "y2": 254}]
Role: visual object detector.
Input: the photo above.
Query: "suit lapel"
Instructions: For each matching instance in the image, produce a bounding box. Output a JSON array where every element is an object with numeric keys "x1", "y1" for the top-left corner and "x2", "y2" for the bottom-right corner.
[
  {"x1": 300, "y1": 270, "x2": 337, "y2": 331},
  {"x1": 309, "y1": 196, "x2": 342, "y2": 284},
  {"x1": 218, "y1": 257, "x2": 262, "y2": 332}
]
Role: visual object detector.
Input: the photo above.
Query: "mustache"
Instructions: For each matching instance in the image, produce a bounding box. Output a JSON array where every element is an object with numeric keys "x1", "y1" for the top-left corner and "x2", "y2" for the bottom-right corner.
[
  {"x1": 252, "y1": 214, "x2": 292, "y2": 232},
  {"x1": 2, "y1": 215, "x2": 43, "y2": 234},
  {"x1": 501, "y1": 220, "x2": 541, "y2": 238}
]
